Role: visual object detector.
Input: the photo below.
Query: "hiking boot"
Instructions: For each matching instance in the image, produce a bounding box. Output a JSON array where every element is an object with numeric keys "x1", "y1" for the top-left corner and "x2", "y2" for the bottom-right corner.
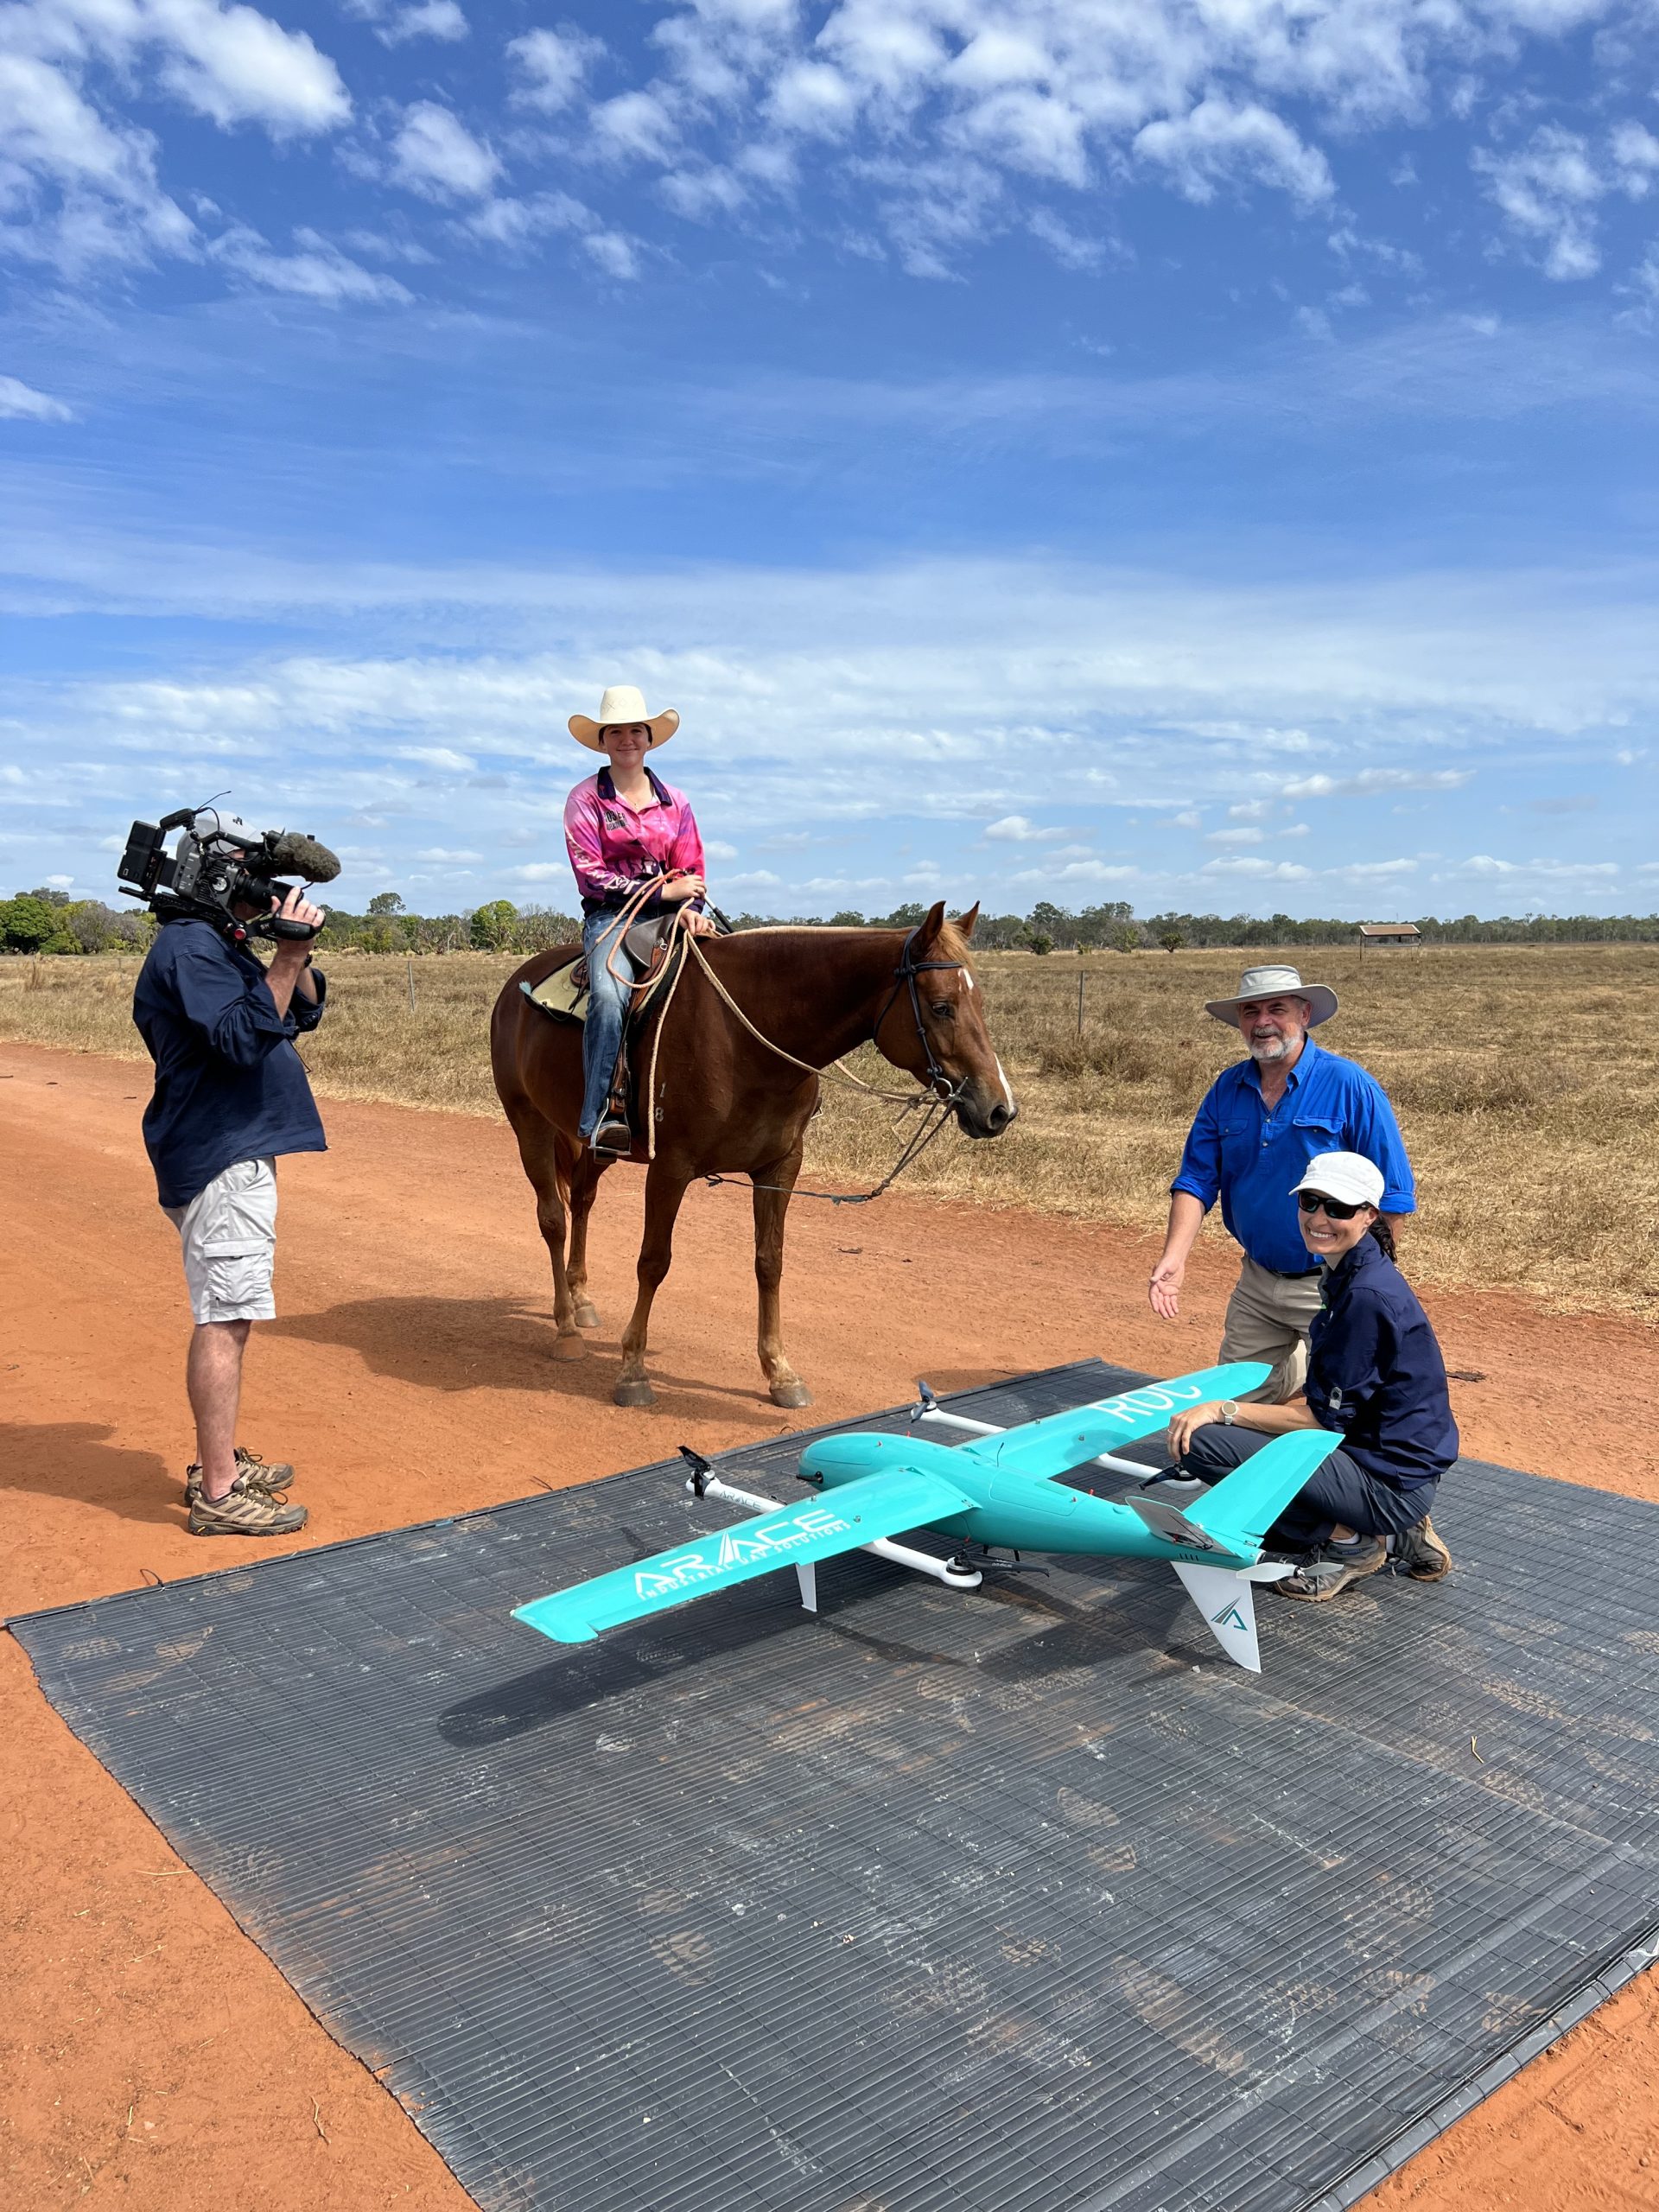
[
  {"x1": 188, "y1": 1483, "x2": 308, "y2": 1537},
  {"x1": 1393, "y1": 1513, "x2": 1452, "y2": 1581},
  {"x1": 1275, "y1": 1533, "x2": 1387, "y2": 1603},
  {"x1": 185, "y1": 1446, "x2": 295, "y2": 1506}
]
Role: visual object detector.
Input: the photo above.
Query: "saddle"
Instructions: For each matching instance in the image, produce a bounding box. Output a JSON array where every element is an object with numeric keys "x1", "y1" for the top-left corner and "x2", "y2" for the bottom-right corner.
[{"x1": 518, "y1": 915, "x2": 689, "y2": 1153}]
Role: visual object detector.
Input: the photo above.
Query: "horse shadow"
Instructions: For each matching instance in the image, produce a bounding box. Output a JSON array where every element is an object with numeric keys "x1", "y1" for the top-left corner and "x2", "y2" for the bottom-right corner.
[
  {"x1": 0, "y1": 1421, "x2": 182, "y2": 1532},
  {"x1": 264, "y1": 1295, "x2": 800, "y2": 1425}
]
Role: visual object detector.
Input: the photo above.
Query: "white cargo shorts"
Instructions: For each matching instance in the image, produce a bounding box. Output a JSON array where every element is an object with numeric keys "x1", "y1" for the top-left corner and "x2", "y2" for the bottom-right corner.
[{"x1": 165, "y1": 1157, "x2": 279, "y2": 1324}]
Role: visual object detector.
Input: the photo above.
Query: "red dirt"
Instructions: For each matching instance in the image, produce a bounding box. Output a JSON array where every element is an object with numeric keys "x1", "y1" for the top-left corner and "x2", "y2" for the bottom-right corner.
[{"x1": 3, "y1": 1038, "x2": 1655, "y2": 2212}]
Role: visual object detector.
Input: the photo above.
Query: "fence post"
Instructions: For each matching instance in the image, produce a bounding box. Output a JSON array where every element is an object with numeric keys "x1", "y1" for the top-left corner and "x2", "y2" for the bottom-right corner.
[
  {"x1": 1077, "y1": 966, "x2": 1085, "y2": 1034},
  {"x1": 406, "y1": 956, "x2": 416, "y2": 1014}
]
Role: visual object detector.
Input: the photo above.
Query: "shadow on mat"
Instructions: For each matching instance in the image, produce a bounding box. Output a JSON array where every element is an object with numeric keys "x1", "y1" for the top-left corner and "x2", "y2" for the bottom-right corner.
[
  {"x1": 440, "y1": 1565, "x2": 1162, "y2": 1749},
  {"x1": 265, "y1": 1295, "x2": 794, "y2": 1421},
  {"x1": 0, "y1": 1421, "x2": 181, "y2": 1530}
]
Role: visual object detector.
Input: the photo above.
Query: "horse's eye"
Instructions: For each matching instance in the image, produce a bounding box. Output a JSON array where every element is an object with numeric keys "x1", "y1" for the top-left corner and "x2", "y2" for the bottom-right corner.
[{"x1": 931, "y1": 1000, "x2": 954, "y2": 1020}]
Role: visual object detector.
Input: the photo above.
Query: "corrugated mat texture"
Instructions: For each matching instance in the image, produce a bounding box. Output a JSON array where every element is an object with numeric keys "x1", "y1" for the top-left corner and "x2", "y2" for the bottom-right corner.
[{"x1": 12, "y1": 1357, "x2": 1659, "y2": 2212}]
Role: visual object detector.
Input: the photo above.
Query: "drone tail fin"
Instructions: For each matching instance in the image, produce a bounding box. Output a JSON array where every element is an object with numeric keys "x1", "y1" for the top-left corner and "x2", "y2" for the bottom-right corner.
[
  {"x1": 1185, "y1": 1427, "x2": 1344, "y2": 1554},
  {"x1": 1170, "y1": 1563, "x2": 1263, "y2": 1672}
]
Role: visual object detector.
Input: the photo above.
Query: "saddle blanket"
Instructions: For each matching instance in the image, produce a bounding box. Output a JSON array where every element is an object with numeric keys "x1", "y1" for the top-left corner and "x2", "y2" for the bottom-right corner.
[{"x1": 520, "y1": 955, "x2": 588, "y2": 1025}]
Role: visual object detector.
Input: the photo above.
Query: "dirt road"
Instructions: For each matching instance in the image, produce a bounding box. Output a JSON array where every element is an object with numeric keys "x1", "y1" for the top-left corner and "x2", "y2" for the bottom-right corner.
[{"x1": 3, "y1": 1040, "x2": 1655, "y2": 2210}]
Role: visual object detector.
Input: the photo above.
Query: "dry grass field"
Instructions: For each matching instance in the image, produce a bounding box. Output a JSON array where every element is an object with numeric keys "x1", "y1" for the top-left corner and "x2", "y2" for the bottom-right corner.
[{"x1": 3, "y1": 939, "x2": 1654, "y2": 1316}]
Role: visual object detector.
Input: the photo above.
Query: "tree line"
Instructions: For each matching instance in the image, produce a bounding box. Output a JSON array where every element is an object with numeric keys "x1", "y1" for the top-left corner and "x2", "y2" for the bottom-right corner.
[{"x1": 5, "y1": 884, "x2": 1657, "y2": 956}]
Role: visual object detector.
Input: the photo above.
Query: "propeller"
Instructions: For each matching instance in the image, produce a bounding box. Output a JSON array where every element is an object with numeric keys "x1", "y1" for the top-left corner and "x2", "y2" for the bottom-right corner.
[{"x1": 677, "y1": 1444, "x2": 714, "y2": 1499}]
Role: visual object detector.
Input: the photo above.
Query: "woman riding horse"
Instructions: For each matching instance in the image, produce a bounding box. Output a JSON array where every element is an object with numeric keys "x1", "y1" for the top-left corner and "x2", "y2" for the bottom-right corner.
[{"x1": 564, "y1": 683, "x2": 717, "y2": 1152}]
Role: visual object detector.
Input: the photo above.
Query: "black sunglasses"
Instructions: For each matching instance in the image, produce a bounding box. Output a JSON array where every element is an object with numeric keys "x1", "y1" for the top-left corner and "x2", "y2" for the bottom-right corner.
[{"x1": 1298, "y1": 1191, "x2": 1363, "y2": 1220}]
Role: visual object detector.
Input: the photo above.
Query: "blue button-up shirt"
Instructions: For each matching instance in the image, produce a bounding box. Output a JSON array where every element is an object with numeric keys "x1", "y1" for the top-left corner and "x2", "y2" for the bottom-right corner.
[
  {"x1": 1172, "y1": 1036, "x2": 1414, "y2": 1274},
  {"x1": 1306, "y1": 1233, "x2": 1459, "y2": 1490},
  {"x1": 134, "y1": 918, "x2": 327, "y2": 1208}
]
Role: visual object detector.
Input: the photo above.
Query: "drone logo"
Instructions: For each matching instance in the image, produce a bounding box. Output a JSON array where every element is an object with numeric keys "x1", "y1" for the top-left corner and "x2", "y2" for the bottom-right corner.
[
  {"x1": 1210, "y1": 1600, "x2": 1249, "y2": 1636},
  {"x1": 633, "y1": 1505, "x2": 851, "y2": 1597}
]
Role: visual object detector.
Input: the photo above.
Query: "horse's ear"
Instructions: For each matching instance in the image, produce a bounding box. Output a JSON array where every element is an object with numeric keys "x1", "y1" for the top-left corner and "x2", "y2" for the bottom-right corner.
[
  {"x1": 955, "y1": 902, "x2": 980, "y2": 943},
  {"x1": 913, "y1": 899, "x2": 948, "y2": 951}
]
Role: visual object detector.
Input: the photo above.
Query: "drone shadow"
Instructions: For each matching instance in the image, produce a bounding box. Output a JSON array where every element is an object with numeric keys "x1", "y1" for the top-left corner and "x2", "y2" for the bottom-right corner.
[{"x1": 437, "y1": 1548, "x2": 1205, "y2": 1753}]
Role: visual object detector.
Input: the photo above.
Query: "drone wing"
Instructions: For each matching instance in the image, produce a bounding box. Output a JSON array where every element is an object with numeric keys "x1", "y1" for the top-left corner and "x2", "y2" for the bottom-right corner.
[
  {"x1": 512, "y1": 1466, "x2": 976, "y2": 1645},
  {"x1": 957, "y1": 1362, "x2": 1271, "y2": 1479}
]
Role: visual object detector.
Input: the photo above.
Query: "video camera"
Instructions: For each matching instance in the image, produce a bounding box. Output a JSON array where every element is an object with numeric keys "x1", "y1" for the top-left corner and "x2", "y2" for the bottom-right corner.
[{"x1": 118, "y1": 806, "x2": 341, "y2": 942}]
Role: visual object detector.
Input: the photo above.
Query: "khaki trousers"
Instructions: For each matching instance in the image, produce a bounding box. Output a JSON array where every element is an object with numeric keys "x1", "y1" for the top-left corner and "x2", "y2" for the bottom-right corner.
[{"x1": 1218, "y1": 1255, "x2": 1325, "y2": 1403}]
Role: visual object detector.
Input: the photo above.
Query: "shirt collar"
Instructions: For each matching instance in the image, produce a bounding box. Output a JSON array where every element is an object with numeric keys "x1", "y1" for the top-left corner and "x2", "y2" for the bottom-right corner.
[
  {"x1": 1326, "y1": 1230, "x2": 1382, "y2": 1290},
  {"x1": 597, "y1": 765, "x2": 671, "y2": 810}
]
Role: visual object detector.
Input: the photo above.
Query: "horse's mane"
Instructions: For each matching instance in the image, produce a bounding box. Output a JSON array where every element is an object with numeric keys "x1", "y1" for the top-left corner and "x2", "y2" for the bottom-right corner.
[{"x1": 729, "y1": 917, "x2": 976, "y2": 973}]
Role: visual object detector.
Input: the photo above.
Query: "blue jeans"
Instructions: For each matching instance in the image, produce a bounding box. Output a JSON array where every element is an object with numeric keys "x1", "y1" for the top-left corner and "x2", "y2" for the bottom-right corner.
[
  {"x1": 580, "y1": 911, "x2": 632, "y2": 1138},
  {"x1": 1177, "y1": 1423, "x2": 1436, "y2": 1552}
]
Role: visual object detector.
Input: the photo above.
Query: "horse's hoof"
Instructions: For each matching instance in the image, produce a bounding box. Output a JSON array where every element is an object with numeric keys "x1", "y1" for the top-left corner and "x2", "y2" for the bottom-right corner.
[
  {"x1": 614, "y1": 1378, "x2": 655, "y2": 1408},
  {"x1": 769, "y1": 1379, "x2": 813, "y2": 1409},
  {"x1": 550, "y1": 1332, "x2": 587, "y2": 1363},
  {"x1": 574, "y1": 1301, "x2": 601, "y2": 1330}
]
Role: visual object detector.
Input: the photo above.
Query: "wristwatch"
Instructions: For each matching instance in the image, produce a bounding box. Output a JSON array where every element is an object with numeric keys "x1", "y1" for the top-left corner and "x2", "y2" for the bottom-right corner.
[{"x1": 1219, "y1": 1401, "x2": 1238, "y2": 1425}]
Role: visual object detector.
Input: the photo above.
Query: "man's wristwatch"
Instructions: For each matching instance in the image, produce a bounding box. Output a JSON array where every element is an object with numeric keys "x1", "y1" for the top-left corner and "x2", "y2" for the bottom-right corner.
[{"x1": 1219, "y1": 1401, "x2": 1238, "y2": 1425}]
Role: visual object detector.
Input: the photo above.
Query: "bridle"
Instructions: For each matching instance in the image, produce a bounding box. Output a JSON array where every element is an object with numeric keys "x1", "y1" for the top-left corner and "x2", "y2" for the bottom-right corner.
[{"x1": 869, "y1": 926, "x2": 972, "y2": 1109}]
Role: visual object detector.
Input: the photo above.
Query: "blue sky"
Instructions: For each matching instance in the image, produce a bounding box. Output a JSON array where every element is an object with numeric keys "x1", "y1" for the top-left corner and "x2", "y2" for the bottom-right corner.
[{"x1": 3, "y1": 1, "x2": 1658, "y2": 921}]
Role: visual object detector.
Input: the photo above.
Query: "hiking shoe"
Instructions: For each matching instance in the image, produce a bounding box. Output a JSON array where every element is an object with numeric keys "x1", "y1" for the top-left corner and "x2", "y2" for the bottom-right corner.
[
  {"x1": 188, "y1": 1484, "x2": 308, "y2": 1537},
  {"x1": 185, "y1": 1446, "x2": 295, "y2": 1506},
  {"x1": 1275, "y1": 1534, "x2": 1387, "y2": 1603},
  {"x1": 1393, "y1": 1513, "x2": 1452, "y2": 1581}
]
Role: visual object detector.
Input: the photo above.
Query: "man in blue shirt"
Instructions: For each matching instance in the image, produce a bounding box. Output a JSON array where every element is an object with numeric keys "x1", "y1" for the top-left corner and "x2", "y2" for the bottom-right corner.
[
  {"x1": 134, "y1": 886, "x2": 327, "y2": 1536},
  {"x1": 1148, "y1": 964, "x2": 1414, "y2": 1401}
]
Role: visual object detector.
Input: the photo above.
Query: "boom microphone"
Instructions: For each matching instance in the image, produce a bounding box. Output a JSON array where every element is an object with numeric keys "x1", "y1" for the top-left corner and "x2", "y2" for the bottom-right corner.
[{"x1": 265, "y1": 830, "x2": 340, "y2": 884}]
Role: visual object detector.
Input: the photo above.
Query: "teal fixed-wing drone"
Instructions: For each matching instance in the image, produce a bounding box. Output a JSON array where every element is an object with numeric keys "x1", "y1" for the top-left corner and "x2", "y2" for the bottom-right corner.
[{"x1": 512, "y1": 1364, "x2": 1342, "y2": 1672}]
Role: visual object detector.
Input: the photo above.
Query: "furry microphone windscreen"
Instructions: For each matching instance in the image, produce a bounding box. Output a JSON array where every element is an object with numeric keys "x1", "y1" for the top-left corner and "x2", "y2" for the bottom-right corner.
[{"x1": 265, "y1": 830, "x2": 342, "y2": 884}]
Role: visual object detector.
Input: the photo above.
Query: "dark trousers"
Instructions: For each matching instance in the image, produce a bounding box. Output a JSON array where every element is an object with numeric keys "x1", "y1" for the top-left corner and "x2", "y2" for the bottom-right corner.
[{"x1": 1179, "y1": 1423, "x2": 1437, "y2": 1552}]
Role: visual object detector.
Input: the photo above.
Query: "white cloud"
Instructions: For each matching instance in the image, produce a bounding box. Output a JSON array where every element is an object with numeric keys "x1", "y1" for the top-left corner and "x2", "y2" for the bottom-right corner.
[
  {"x1": 0, "y1": 372, "x2": 73, "y2": 421},
  {"x1": 1455, "y1": 854, "x2": 1618, "y2": 880},
  {"x1": 391, "y1": 102, "x2": 500, "y2": 200},
  {"x1": 1204, "y1": 857, "x2": 1314, "y2": 880},
  {"x1": 208, "y1": 224, "x2": 412, "y2": 303},
  {"x1": 702, "y1": 838, "x2": 738, "y2": 861},
  {"x1": 508, "y1": 26, "x2": 605, "y2": 113},
  {"x1": 1227, "y1": 798, "x2": 1269, "y2": 821},
  {"x1": 983, "y1": 813, "x2": 1063, "y2": 842},
  {"x1": 415, "y1": 846, "x2": 481, "y2": 861},
  {"x1": 1330, "y1": 857, "x2": 1419, "y2": 880},
  {"x1": 1135, "y1": 99, "x2": 1333, "y2": 207},
  {"x1": 1279, "y1": 768, "x2": 1476, "y2": 799},
  {"x1": 591, "y1": 90, "x2": 677, "y2": 166},
  {"x1": 1205, "y1": 825, "x2": 1263, "y2": 846},
  {"x1": 1474, "y1": 121, "x2": 1659, "y2": 284},
  {"x1": 350, "y1": 0, "x2": 468, "y2": 45}
]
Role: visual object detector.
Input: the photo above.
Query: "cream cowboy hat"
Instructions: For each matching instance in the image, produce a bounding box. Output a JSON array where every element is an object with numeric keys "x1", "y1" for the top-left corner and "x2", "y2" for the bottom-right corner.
[
  {"x1": 1204, "y1": 963, "x2": 1338, "y2": 1027},
  {"x1": 568, "y1": 684, "x2": 679, "y2": 751}
]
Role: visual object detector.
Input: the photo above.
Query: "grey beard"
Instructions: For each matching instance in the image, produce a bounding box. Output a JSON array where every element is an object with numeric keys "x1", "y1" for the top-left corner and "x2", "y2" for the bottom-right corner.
[{"x1": 1249, "y1": 1034, "x2": 1293, "y2": 1061}]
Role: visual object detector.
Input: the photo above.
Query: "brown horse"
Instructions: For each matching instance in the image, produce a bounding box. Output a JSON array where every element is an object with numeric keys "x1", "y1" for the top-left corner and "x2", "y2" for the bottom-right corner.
[{"x1": 490, "y1": 899, "x2": 1016, "y2": 1408}]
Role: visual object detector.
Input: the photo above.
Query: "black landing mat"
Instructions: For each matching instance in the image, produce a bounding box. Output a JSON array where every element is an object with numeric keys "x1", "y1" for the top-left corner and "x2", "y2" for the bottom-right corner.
[{"x1": 12, "y1": 1359, "x2": 1659, "y2": 2212}]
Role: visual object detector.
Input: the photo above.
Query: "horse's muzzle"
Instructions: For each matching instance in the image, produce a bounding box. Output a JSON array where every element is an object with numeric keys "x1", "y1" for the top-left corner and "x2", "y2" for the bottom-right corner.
[{"x1": 955, "y1": 1084, "x2": 1018, "y2": 1141}]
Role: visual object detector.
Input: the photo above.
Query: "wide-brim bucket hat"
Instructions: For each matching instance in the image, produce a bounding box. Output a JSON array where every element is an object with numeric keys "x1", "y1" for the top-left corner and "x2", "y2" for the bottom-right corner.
[
  {"x1": 1205, "y1": 963, "x2": 1338, "y2": 1027},
  {"x1": 569, "y1": 683, "x2": 679, "y2": 751}
]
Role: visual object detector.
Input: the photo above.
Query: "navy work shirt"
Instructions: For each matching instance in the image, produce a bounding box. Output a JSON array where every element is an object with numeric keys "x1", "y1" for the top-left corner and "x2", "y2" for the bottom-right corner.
[
  {"x1": 133, "y1": 918, "x2": 327, "y2": 1208},
  {"x1": 1305, "y1": 1234, "x2": 1458, "y2": 1491},
  {"x1": 1172, "y1": 1037, "x2": 1415, "y2": 1274}
]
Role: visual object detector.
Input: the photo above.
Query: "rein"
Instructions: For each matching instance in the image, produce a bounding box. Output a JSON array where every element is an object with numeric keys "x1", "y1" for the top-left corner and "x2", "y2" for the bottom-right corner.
[{"x1": 681, "y1": 922, "x2": 973, "y2": 1205}]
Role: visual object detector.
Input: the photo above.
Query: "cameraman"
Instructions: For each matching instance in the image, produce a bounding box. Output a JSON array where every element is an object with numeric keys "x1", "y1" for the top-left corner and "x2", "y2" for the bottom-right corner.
[{"x1": 134, "y1": 883, "x2": 327, "y2": 1535}]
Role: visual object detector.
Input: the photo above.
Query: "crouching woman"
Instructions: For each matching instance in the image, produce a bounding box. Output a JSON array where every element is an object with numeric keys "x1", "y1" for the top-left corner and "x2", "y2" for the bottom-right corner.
[{"x1": 1164, "y1": 1150, "x2": 1457, "y2": 1602}]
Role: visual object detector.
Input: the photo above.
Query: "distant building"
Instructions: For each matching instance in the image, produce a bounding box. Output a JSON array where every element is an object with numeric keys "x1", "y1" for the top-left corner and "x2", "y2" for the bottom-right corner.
[{"x1": 1357, "y1": 922, "x2": 1421, "y2": 952}]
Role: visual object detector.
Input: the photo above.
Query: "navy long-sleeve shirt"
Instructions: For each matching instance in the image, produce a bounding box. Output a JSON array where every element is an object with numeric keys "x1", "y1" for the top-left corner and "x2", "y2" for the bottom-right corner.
[
  {"x1": 1172, "y1": 1038, "x2": 1416, "y2": 1273},
  {"x1": 133, "y1": 918, "x2": 327, "y2": 1208},
  {"x1": 1305, "y1": 1234, "x2": 1459, "y2": 1491}
]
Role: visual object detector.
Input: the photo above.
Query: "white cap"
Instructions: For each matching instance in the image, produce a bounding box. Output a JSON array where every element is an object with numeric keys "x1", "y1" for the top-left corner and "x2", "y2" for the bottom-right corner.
[{"x1": 1290, "y1": 1151, "x2": 1384, "y2": 1208}]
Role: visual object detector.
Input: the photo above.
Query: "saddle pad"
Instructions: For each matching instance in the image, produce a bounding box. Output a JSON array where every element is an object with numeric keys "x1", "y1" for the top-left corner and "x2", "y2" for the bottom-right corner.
[{"x1": 520, "y1": 957, "x2": 587, "y2": 1025}]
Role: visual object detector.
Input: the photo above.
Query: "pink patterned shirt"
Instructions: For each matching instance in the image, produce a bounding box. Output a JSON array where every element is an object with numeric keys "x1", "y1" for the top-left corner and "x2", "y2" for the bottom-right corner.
[{"x1": 563, "y1": 766, "x2": 706, "y2": 912}]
